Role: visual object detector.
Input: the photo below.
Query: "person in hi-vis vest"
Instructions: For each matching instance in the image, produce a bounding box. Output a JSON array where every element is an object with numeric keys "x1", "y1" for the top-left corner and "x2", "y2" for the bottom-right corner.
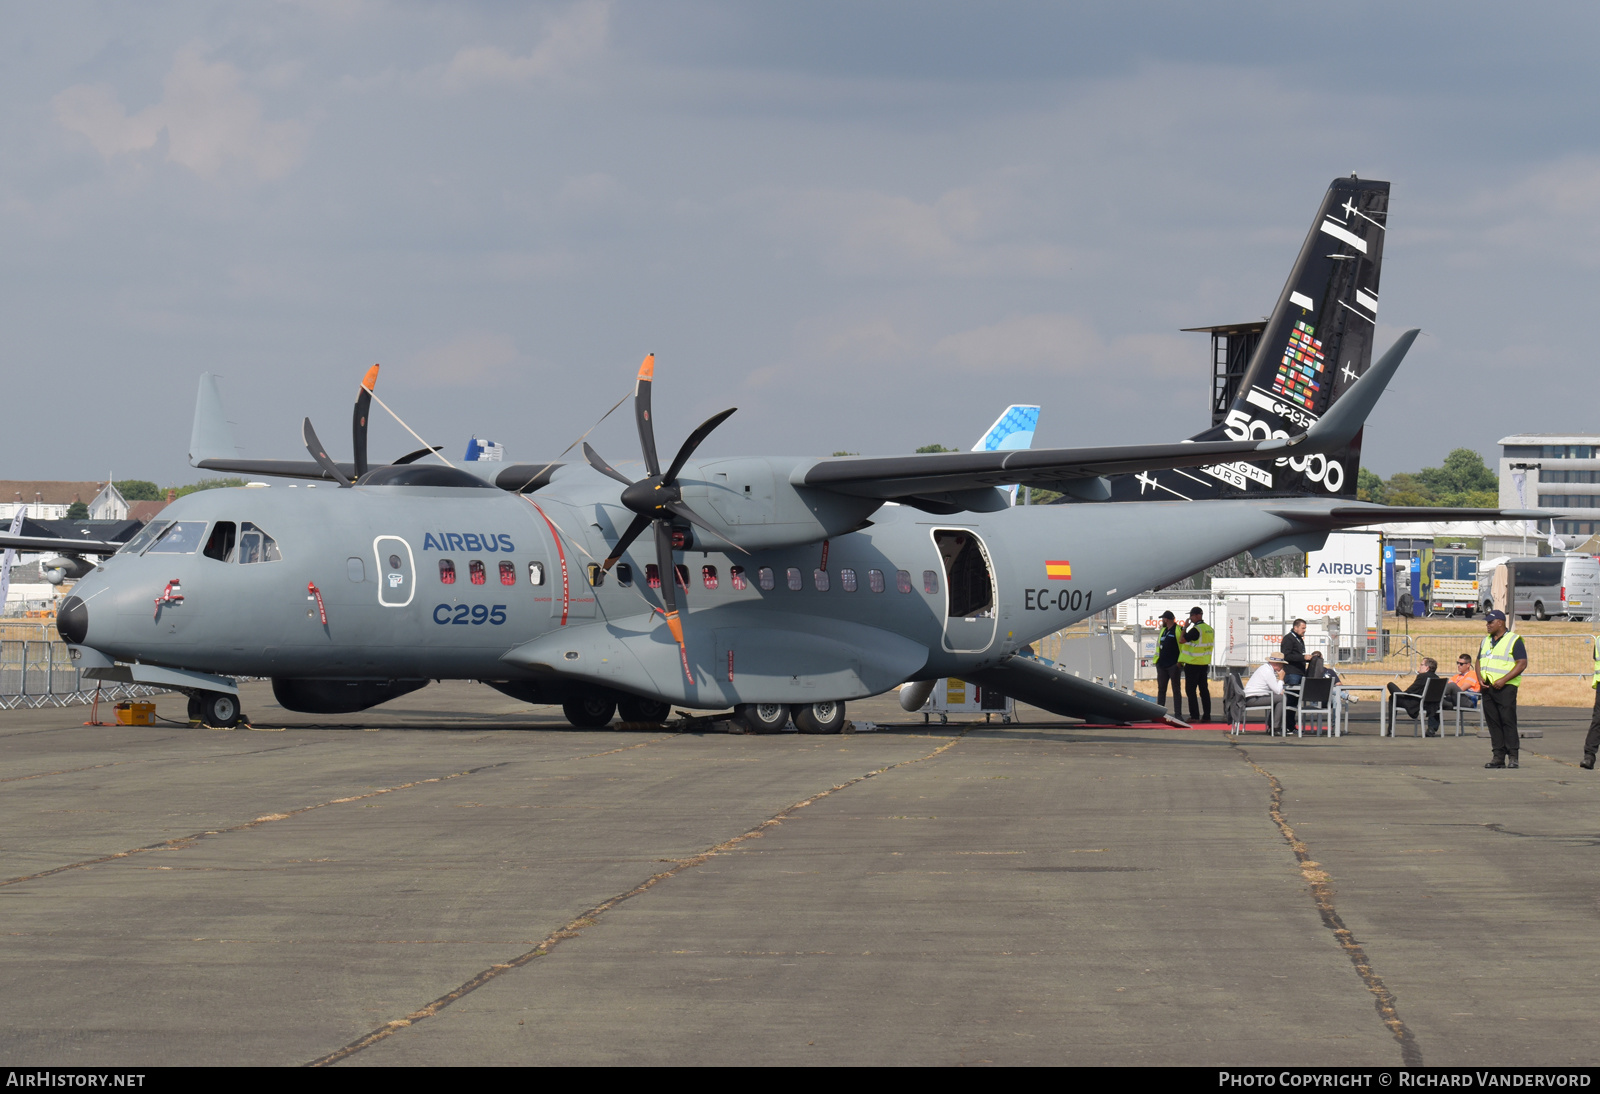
[
  {"x1": 1582, "y1": 634, "x2": 1599, "y2": 771},
  {"x1": 1475, "y1": 610, "x2": 1528, "y2": 770},
  {"x1": 1178, "y1": 606, "x2": 1215, "y2": 723}
]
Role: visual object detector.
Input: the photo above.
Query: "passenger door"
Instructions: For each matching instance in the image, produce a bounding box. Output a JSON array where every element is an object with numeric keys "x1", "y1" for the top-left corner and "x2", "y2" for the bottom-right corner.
[{"x1": 374, "y1": 536, "x2": 415, "y2": 608}]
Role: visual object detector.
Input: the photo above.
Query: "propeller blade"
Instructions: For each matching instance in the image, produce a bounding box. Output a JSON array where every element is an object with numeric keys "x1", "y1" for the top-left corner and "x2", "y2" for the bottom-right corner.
[
  {"x1": 352, "y1": 363, "x2": 379, "y2": 479},
  {"x1": 654, "y1": 518, "x2": 685, "y2": 649},
  {"x1": 302, "y1": 418, "x2": 353, "y2": 488},
  {"x1": 662, "y1": 407, "x2": 737, "y2": 485},
  {"x1": 666, "y1": 500, "x2": 747, "y2": 555},
  {"x1": 582, "y1": 441, "x2": 636, "y2": 487},
  {"x1": 393, "y1": 445, "x2": 442, "y2": 465},
  {"x1": 634, "y1": 353, "x2": 661, "y2": 478},
  {"x1": 602, "y1": 513, "x2": 652, "y2": 572}
]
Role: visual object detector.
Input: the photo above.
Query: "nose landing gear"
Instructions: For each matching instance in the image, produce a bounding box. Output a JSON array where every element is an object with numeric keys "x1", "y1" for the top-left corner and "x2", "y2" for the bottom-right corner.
[{"x1": 187, "y1": 691, "x2": 244, "y2": 728}]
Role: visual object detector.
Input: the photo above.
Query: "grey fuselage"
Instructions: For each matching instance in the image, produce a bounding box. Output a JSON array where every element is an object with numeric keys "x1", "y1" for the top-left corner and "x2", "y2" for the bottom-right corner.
[{"x1": 63, "y1": 460, "x2": 1326, "y2": 709}]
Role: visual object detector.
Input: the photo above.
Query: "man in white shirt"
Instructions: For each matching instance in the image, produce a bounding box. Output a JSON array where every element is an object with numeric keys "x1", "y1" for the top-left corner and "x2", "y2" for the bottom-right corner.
[{"x1": 1245, "y1": 657, "x2": 1288, "y2": 734}]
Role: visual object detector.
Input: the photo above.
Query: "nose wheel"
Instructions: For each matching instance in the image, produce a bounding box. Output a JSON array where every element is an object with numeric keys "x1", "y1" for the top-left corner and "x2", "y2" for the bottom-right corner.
[{"x1": 188, "y1": 691, "x2": 244, "y2": 728}]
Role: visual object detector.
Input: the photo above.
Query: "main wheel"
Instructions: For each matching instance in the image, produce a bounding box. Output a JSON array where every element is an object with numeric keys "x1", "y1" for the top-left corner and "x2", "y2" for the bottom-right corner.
[
  {"x1": 793, "y1": 700, "x2": 846, "y2": 735},
  {"x1": 562, "y1": 696, "x2": 616, "y2": 727},
  {"x1": 198, "y1": 691, "x2": 241, "y2": 728},
  {"x1": 186, "y1": 694, "x2": 203, "y2": 724},
  {"x1": 732, "y1": 702, "x2": 790, "y2": 734},
  {"x1": 617, "y1": 697, "x2": 672, "y2": 724},
  {"x1": 1533, "y1": 601, "x2": 1548, "y2": 621}
]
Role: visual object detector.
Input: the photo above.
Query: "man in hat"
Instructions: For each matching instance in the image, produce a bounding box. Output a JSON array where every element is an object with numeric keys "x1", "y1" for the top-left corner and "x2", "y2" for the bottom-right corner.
[
  {"x1": 1475, "y1": 610, "x2": 1528, "y2": 769},
  {"x1": 1244, "y1": 656, "x2": 1288, "y2": 734},
  {"x1": 1154, "y1": 610, "x2": 1183, "y2": 718}
]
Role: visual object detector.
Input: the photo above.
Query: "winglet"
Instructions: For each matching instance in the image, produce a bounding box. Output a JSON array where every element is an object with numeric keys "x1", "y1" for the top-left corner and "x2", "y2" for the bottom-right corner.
[
  {"x1": 1275, "y1": 328, "x2": 1420, "y2": 453},
  {"x1": 189, "y1": 373, "x2": 240, "y2": 467}
]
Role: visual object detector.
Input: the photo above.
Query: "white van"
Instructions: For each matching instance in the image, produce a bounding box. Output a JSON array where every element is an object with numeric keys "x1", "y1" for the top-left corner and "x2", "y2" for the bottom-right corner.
[{"x1": 1480, "y1": 554, "x2": 1600, "y2": 621}]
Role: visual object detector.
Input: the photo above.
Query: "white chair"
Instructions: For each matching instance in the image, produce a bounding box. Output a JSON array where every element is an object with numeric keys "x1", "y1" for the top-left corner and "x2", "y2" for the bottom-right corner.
[
  {"x1": 1388, "y1": 676, "x2": 1448, "y2": 737},
  {"x1": 1448, "y1": 691, "x2": 1484, "y2": 737}
]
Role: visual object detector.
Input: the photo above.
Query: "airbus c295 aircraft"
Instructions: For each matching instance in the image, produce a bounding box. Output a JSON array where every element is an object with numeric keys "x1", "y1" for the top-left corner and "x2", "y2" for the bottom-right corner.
[{"x1": 7, "y1": 177, "x2": 1532, "y2": 732}]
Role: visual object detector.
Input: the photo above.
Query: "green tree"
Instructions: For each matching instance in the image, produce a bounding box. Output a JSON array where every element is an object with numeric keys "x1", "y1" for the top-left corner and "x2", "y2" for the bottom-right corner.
[
  {"x1": 114, "y1": 480, "x2": 162, "y2": 501},
  {"x1": 915, "y1": 444, "x2": 955, "y2": 453},
  {"x1": 65, "y1": 501, "x2": 89, "y2": 520},
  {"x1": 1357, "y1": 467, "x2": 1386, "y2": 503},
  {"x1": 168, "y1": 477, "x2": 246, "y2": 497}
]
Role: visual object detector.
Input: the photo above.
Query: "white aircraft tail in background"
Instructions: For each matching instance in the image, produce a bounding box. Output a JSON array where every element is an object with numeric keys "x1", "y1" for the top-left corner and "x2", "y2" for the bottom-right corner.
[{"x1": 972, "y1": 405, "x2": 1041, "y2": 505}]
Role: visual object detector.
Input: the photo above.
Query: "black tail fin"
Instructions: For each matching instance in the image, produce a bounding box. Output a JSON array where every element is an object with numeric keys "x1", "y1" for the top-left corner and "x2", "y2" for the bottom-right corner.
[{"x1": 1106, "y1": 176, "x2": 1389, "y2": 502}]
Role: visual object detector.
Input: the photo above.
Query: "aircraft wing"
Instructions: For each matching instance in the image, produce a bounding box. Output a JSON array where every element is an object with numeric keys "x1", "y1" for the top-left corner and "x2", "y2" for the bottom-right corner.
[
  {"x1": 966, "y1": 656, "x2": 1179, "y2": 726},
  {"x1": 0, "y1": 534, "x2": 125, "y2": 556},
  {"x1": 800, "y1": 329, "x2": 1418, "y2": 507}
]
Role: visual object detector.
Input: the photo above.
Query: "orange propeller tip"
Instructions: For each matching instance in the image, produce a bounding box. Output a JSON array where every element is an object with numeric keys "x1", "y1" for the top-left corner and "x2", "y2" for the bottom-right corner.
[
  {"x1": 665, "y1": 612, "x2": 685, "y2": 646},
  {"x1": 362, "y1": 364, "x2": 380, "y2": 392},
  {"x1": 637, "y1": 353, "x2": 655, "y2": 382}
]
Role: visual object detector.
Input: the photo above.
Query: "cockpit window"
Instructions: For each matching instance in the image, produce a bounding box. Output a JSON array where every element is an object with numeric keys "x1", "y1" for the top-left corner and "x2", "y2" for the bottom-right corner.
[
  {"x1": 146, "y1": 521, "x2": 208, "y2": 555},
  {"x1": 118, "y1": 521, "x2": 171, "y2": 556},
  {"x1": 203, "y1": 522, "x2": 237, "y2": 562},
  {"x1": 238, "y1": 522, "x2": 282, "y2": 564}
]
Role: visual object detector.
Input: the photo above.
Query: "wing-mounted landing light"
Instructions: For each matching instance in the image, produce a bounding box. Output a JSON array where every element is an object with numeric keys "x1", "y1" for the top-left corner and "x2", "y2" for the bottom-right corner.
[{"x1": 581, "y1": 353, "x2": 737, "y2": 663}]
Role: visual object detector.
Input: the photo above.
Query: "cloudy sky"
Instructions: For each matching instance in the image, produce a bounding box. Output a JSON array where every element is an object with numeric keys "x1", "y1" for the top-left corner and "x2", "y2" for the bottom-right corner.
[{"x1": 4, "y1": 1, "x2": 1598, "y2": 486}]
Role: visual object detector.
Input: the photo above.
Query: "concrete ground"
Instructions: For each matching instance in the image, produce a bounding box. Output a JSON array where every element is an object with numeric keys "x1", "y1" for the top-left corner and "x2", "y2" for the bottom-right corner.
[{"x1": 1, "y1": 682, "x2": 1596, "y2": 1067}]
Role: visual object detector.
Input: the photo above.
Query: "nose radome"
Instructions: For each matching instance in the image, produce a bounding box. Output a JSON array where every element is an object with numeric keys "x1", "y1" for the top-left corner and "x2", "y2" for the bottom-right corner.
[{"x1": 57, "y1": 595, "x2": 89, "y2": 645}]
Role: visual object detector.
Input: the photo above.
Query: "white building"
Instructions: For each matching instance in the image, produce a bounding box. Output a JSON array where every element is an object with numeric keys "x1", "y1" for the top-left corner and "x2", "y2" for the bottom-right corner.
[
  {"x1": 0, "y1": 481, "x2": 129, "y2": 522},
  {"x1": 1498, "y1": 434, "x2": 1600, "y2": 540}
]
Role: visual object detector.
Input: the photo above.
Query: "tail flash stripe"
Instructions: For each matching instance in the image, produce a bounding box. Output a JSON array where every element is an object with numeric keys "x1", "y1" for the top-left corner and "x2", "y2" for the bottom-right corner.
[
  {"x1": 1320, "y1": 218, "x2": 1368, "y2": 253},
  {"x1": 1289, "y1": 291, "x2": 1315, "y2": 310}
]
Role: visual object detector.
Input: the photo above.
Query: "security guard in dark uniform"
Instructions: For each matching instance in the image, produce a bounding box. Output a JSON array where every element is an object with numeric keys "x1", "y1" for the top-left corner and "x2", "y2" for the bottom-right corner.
[
  {"x1": 1154, "y1": 610, "x2": 1183, "y2": 718},
  {"x1": 1476, "y1": 610, "x2": 1528, "y2": 769}
]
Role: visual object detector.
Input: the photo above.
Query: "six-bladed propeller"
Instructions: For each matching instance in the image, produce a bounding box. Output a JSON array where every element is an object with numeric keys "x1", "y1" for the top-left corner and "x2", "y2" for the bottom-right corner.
[{"x1": 581, "y1": 354, "x2": 737, "y2": 653}]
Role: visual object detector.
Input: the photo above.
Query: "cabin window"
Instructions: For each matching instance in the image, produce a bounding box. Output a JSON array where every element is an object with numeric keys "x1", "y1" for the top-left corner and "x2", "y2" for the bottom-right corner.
[
  {"x1": 840, "y1": 568, "x2": 857, "y2": 592},
  {"x1": 675, "y1": 564, "x2": 689, "y2": 588},
  {"x1": 617, "y1": 563, "x2": 633, "y2": 587},
  {"x1": 923, "y1": 569, "x2": 939, "y2": 594},
  {"x1": 813, "y1": 568, "x2": 830, "y2": 592},
  {"x1": 786, "y1": 567, "x2": 803, "y2": 591},
  {"x1": 470, "y1": 560, "x2": 487, "y2": 585},
  {"x1": 587, "y1": 563, "x2": 604, "y2": 587},
  {"x1": 896, "y1": 569, "x2": 912, "y2": 593},
  {"x1": 528, "y1": 561, "x2": 545, "y2": 586},
  {"x1": 869, "y1": 568, "x2": 885, "y2": 593},
  {"x1": 146, "y1": 521, "x2": 207, "y2": 555},
  {"x1": 237, "y1": 522, "x2": 282, "y2": 564},
  {"x1": 499, "y1": 561, "x2": 516, "y2": 586},
  {"x1": 203, "y1": 521, "x2": 237, "y2": 562},
  {"x1": 347, "y1": 556, "x2": 366, "y2": 583},
  {"x1": 703, "y1": 565, "x2": 718, "y2": 589},
  {"x1": 730, "y1": 565, "x2": 748, "y2": 591},
  {"x1": 438, "y1": 559, "x2": 456, "y2": 584},
  {"x1": 646, "y1": 564, "x2": 661, "y2": 589},
  {"x1": 758, "y1": 566, "x2": 775, "y2": 591}
]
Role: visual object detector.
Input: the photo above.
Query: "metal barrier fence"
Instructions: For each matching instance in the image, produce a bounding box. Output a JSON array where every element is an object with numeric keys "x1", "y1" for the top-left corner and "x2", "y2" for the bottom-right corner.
[
  {"x1": 0, "y1": 638, "x2": 167, "y2": 709},
  {"x1": 1356, "y1": 632, "x2": 1599, "y2": 679}
]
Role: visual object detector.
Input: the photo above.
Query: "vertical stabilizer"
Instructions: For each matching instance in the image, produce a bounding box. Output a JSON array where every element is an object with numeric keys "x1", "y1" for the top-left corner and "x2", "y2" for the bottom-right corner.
[
  {"x1": 1107, "y1": 176, "x2": 1389, "y2": 502},
  {"x1": 974, "y1": 404, "x2": 1041, "y2": 504},
  {"x1": 189, "y1": 373, "x2": 241, "y2": 467}
]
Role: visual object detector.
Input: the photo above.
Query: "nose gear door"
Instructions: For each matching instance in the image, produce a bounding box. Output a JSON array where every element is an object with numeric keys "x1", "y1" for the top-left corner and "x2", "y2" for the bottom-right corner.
[{"x1": 374, "y1": 536, "x2": 415, "y2": 608}]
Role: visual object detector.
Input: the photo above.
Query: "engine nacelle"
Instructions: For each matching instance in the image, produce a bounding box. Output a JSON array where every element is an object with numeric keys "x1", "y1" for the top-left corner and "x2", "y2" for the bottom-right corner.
[
  {"x1": 40, "y1": 555, "x2": 97, "y2": 584},
  {"x1": 677, "y1": 457, "x2": 881, "y2": 552}
]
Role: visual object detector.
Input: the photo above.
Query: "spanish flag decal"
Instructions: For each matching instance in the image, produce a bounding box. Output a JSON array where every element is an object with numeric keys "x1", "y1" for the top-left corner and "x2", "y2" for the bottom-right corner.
[{"x1": 1045, "y1": 560, "x2": 1072, "y2": 581}]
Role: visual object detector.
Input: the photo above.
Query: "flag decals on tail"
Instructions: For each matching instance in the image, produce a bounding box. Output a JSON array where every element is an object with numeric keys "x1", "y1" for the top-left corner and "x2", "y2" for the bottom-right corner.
[{"x1": 1045, "y1": 560, "x2": 1072, "y2": 580}]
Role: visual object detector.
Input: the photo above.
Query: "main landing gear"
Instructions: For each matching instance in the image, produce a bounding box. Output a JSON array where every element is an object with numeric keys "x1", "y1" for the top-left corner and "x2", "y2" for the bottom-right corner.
[
  {"x1": 731, "y1": 701, "x2": 846, "y2": 735},
  {"x1": 187, "y1": 691, "x2": 245, "y2": 728}
]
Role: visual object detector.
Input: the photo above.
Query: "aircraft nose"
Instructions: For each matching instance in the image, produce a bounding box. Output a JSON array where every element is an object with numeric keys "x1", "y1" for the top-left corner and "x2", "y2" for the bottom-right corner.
[{"x1": 57, "y1": 595, "x2": 89, "y2": 645}]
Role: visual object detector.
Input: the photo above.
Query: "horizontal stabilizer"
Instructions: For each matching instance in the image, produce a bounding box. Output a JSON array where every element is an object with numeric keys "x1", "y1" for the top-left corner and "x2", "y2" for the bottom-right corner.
[
  {"x1": 1267, "y1": 505, "x2": 1545, "y2": 529},
  {"x1": 1298, "y1": 330, "x2": 1418, "y2": 450},
  {"x1": 967, "y1": 656, "x2": 1176, "y2": 725}
]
